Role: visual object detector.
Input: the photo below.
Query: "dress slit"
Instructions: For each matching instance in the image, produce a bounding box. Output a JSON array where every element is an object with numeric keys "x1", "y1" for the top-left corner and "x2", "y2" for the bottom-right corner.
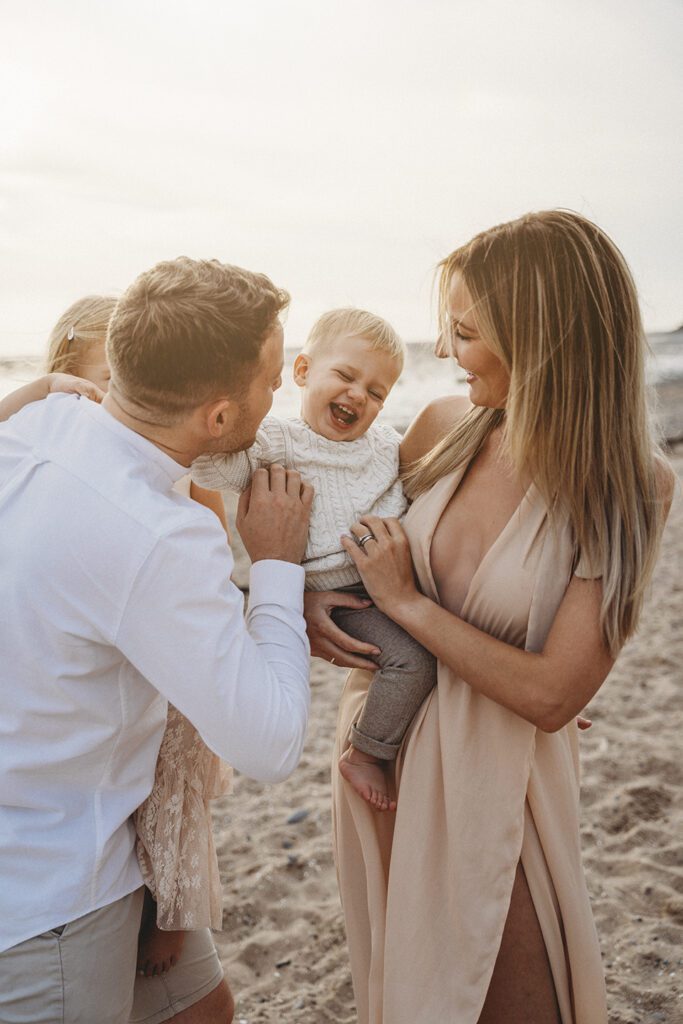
[{"x1": 332, "y1": 466, "x2": 608, "y2": 1023}]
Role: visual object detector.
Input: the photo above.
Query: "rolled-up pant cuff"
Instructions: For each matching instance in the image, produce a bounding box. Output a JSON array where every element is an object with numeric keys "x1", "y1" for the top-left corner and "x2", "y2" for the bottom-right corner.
[{"x1": 350, "y1": 724, "x2": 400, "y2": 760}]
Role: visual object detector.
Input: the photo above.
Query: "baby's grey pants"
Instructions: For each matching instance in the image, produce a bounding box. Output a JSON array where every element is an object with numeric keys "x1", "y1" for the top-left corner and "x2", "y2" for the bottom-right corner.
[{"x1": 331, "y1": 584, "x2": 437, "y2": 760}]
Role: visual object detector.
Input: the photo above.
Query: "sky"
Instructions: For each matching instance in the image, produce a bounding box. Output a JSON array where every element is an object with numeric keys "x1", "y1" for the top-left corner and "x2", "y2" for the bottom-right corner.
[{"x1": 0, "y1": 0, "x2": 681, "y2": 358}]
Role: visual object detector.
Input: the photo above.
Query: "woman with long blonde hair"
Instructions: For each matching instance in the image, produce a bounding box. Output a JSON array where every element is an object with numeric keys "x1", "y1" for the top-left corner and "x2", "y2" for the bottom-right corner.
[{"x1": 306, "y1": 210, "x2": 674, "y2": 1023}]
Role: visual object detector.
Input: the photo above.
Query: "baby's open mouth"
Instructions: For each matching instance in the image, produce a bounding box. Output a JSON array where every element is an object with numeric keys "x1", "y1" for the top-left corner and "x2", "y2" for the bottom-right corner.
[{"x1": 330, "y1": 402, "x2": 358, "y2": 427}]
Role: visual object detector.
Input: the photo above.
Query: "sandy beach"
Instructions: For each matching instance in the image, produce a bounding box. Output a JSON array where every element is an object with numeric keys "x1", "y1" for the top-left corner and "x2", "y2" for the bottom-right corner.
[
  {"x1": 1, "y1": 359, "x2": 678, "y2": 1020},
  {"x1": 211, "y1": 444, "x2": 683, "y2": 1024}
]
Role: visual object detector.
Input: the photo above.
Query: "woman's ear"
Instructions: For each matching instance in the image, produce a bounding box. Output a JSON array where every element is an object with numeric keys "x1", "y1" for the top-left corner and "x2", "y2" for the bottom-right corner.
[{"x1": 293, "y1": 353, "x2": 311, "y2": 388}]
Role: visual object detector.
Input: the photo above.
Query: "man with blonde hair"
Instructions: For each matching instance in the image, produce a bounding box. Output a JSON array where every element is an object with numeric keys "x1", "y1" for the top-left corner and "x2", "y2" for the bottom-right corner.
[{"x1": 0, "y1": 258, "x2": 313, "y2": 1023}]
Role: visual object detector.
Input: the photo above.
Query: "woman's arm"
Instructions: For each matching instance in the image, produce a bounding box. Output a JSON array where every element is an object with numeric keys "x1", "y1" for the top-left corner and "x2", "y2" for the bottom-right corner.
[
  {"x1": 392, "y1": 567, "x2": 611, "y2": 732},
  {"x1": 341, "y1": 463, "x2": 673, "y2": 730},
  {"x1": 0, "y1": 374, "x2": 104, "y2": 422}
]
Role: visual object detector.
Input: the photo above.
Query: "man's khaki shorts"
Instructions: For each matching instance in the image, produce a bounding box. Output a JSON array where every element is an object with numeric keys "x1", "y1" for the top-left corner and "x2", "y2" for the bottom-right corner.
[
  {"x1": 0, "y1": 890, "x2": 224, "y2": 1024},
  {"x1": 0, "y1": 889, "x2": 145, "y2": 1024}
]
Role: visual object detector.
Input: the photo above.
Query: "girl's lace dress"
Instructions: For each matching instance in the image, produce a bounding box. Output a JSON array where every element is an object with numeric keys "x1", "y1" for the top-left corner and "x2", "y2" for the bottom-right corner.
[{"x1": 134, "y1": 703, "x2": 232, "y2": 930}]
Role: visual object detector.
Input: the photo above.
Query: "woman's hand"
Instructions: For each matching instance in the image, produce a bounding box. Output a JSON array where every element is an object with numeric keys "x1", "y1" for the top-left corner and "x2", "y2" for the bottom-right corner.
[
  {"x1": 303, "y1": 591, "x2": 381, "y2": 670},
  {"x1": 341, "y1": 515, "x2": 420, "y2": 616}
]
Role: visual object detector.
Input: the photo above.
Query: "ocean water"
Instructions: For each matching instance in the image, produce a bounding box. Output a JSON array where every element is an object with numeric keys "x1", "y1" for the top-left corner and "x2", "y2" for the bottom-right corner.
[
  {"x1": 0, "y1": 342, "x2": 466, "y2": 431},
  {"x1": 647, "y1": 331, "x2": 683, "y2": 384},
  {"x1": 1, "y1": 332, "x2": 681, "y2": 434}
]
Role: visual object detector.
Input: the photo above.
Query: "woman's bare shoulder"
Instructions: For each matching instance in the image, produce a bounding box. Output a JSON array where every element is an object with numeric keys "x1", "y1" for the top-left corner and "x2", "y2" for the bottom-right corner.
[{"x1": 400, "y1": 395, "x2": 471, "y2": 466}]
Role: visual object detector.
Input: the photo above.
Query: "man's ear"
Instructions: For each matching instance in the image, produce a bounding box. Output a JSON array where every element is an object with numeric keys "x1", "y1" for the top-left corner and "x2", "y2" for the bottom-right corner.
[
  {"x1": 293, "y1": 353, "x2": 311, "y2": 388},
  {"x1": 204, "y1": 397, "x2": 237, "y2": 439}
]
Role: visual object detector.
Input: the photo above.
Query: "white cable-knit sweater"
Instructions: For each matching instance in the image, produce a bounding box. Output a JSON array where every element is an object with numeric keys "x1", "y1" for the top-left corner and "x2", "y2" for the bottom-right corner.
[{"x1": 191, "y1": 416, "x2": 407, "y2": 591}]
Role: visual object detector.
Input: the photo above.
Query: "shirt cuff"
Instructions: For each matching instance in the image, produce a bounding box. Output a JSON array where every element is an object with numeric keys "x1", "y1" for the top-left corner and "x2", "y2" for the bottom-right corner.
[{"x1": 249, "y1": 560, "x2": 305, "y2": 612}]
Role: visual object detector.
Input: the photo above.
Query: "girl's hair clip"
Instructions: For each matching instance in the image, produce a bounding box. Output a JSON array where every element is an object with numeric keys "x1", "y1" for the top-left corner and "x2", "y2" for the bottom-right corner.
[{"x1": 67, "y1": 326, "x2": 75, "y2": 342}]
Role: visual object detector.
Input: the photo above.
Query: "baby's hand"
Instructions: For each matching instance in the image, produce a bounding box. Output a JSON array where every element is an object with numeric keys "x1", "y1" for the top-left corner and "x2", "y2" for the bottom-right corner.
[{"x1": 46, "y1": 373, "x2": 105, "y2": 403}]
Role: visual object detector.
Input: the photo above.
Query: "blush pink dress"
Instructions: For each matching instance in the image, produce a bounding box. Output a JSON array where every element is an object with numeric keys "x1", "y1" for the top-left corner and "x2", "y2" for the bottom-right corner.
[
  {"x1": 332, "y1": 461, "x2": 608, "y2": 1023},
  {"x1": 133, "y1": 704, "x2": 232, "y2": 930}
]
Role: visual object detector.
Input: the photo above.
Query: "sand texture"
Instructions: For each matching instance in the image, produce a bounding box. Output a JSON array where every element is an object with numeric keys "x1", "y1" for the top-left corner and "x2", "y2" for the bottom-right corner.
[{"x1": 212, "y1": 448, "x2": 682, "y2": 1024}]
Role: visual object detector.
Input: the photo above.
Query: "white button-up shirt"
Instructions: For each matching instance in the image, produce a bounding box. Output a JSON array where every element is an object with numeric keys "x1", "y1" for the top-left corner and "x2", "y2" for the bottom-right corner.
[{"x1": 0, "y1": 395, "x2": 310, "y2": 952}]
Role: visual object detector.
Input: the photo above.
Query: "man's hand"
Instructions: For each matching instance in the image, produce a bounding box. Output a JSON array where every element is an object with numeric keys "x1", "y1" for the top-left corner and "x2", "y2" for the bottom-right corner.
[
  {"x1": 236, "y1": 465, "x2": 314, "y2": 565},
  {"x1": 303, "y1": 591, "x2": 381, "y2": 670}
]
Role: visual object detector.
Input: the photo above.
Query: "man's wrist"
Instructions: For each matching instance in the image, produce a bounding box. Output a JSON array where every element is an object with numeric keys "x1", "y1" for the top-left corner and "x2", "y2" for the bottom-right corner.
[
  {"x1": 248, "y1": 552, "x2": 302, "y2": 566},
  {"x1": 249, "y1": 559, "x2": 306, "y2": 612}
]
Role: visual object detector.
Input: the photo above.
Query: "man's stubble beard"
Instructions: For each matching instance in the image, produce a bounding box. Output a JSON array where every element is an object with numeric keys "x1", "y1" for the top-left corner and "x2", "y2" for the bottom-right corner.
[{"x1": 209, "y1": 398, "x2": 261, "y2": 456}]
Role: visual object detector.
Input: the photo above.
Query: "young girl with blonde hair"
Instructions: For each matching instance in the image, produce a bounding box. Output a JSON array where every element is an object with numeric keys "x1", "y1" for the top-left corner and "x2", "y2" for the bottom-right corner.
[
  {"x1": 0, "y1": 295, "x2": 116, "y2": 416},
  {"x1": 0, "y1": 295, "x2": 235, "y2": 1023},
  {"x1": 304, "y1": 210, "x2": 675, "y2": 1024}
]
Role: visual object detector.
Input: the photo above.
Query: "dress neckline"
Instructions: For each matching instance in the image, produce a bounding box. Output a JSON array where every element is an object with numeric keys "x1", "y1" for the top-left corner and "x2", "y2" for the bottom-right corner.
[{"x1": 419, "y1": 458, "x2": 536, "y2": 617}]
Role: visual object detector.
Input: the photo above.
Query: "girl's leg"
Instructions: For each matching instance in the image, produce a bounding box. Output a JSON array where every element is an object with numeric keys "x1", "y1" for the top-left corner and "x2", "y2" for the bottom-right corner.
[
  {"x1": 136, "y1": 889, "x2": 186, "y2": 977},
  {"x1": 167, "y1": 977, "x2": 234, "y2": 1023},
  {"x1": 131, "y1": 928, "x2": 229, "y2": 1023},
  {"x1": 477, "y1": 862, "x2": 561, "y2": 1024}
]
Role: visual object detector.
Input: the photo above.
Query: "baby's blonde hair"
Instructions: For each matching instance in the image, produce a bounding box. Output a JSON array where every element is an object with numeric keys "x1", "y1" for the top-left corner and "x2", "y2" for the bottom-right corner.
[
  {"x1": 46, "y1": 295, "x2": 118, "y2": 375},
  {"x1": 303, "y1": 308, "x2": 405, "y2": 369}
]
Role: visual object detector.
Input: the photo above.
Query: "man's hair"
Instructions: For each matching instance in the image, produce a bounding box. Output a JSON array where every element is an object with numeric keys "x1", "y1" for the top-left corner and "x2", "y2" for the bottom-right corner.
[
  {"x1": 107, "y1": 257, "x2": 289, "y2": 422},
  {"x1": 302, "y1": 307, "x2": 405, "y2": 369}
]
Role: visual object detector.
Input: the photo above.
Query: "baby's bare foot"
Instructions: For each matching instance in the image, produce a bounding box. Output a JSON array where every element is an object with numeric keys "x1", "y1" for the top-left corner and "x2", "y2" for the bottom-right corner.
[
  {"x1": 137, "y1": 920, "x2": 186, "y2": 978},
  {"x1": 339, "y1": 746, "x2": 396, "y2": 812}
]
